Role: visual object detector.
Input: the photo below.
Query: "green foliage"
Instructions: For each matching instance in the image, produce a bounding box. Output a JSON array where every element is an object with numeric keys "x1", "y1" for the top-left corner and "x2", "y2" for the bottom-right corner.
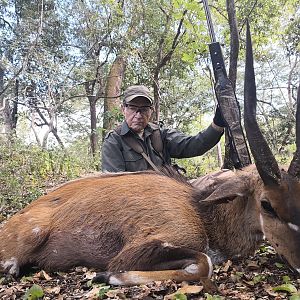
[
  {"x1": 174, "y1": 293, "x2": 187, "y2": 300},
  {"x1": 175, "y1": 148, "x2": 221, "y2": 179},
  {"x1": 273, "y1": 276, "x2": 299, "y2": 298},
  {"x1": 23, "y1": 284, "x2": 44, "y2": 300},
  {"x1": 97, "y1": 285, "x2": 111, "y2": 299},
  {"x1": 275, "y1": 262, "x2": 284, "y2": 269},
  {"x1": 204, "y1": 293, "x2": 223, "y2": 300},
  {"x1": 284, "y1": 16, "x2": 300, "y2": 55},
  {"x1": 283, "y1": 275, "x2": 292, "y2": 283},
  {"x1": 273, "y1": 283, "x2": 298, "y2": 294},
  {"x1": 0, "y1": 138, "x2": 95, "y2": 212}
]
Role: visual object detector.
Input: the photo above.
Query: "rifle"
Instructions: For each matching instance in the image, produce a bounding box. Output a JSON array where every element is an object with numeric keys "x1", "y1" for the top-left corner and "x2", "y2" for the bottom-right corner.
[{"x1": 202, "y1": 0, "x2": 252, "y2": 169}]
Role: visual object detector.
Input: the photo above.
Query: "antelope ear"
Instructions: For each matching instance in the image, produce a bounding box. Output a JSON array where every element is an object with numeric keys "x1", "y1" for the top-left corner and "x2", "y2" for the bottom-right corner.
[{"x1": 198, "y1": 177, "x2": 250, "y2": 205}]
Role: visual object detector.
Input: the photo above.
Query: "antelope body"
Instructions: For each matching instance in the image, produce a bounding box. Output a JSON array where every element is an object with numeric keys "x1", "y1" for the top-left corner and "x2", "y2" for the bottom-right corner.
[
  {"x1": 0, "y1": 22, "x2": 300, "y2": 285},
  {"x1": 0, "y1": 164, "x2": 299, "y2": 285}
]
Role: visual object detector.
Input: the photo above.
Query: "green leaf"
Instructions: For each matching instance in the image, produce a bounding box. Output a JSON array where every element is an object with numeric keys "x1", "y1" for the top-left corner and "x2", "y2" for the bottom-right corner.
[
  {"x1": 253, "y1": 275, "x2": 265, "y2": 284},
  {"x1": 290, "y1": 294, "x2": 300, "y2": 300},
  {"x1": 182, "y1": 52, "x2": 195, "y2": 63},
  {"x1": 273, "y1": 283, "x2": 298, "y2": 294},
  {"x1": 204, "y1": 293, "x2": 223, "y2": 300},
  {"x1": 98, "y1": 285, "x2": 111, "y2": 299},
  {"x1": 23, "y1": 284, "x2": 44, "y2": 300},
  {"x1": 275, "y1": 262, "x2": 284, "y2": 268},
  {"x1": 174, "y1": 294, "x2": 187, "y2": 300},
  {"x1": 21, "y1": 276, "x2": 34, "y2": 283},
  {"x1": 283, "y1": 275, "x2": 291, "y2": 283},
  {"x1": 86, "y1": 279, "x2": 93, "y2": 287}
]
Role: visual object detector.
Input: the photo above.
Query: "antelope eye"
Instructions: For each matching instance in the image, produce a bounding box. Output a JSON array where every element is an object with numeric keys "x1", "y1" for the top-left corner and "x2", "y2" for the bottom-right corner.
[{"x1": 261, "y1": 199, "x2": 278, "y2": 218}]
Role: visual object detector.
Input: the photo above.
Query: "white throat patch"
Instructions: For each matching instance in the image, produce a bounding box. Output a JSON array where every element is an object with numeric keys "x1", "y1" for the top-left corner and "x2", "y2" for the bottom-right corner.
[
  {"x1": 288, "y1": 223, "x2": 300, "y2": 232},
  {"x1": 259, "y1": 214, "x2": 266, "y2": 238}
]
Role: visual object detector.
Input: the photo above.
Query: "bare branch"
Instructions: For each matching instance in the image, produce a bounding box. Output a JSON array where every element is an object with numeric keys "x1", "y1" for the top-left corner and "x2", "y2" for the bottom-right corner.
[{"x1": 157, "y1": 10, "x2": 187, "y2": 70}]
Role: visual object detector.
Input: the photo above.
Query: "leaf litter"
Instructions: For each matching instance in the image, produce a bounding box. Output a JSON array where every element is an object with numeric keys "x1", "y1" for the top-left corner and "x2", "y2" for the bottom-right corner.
[{"x1": 0, "y1": 243, "x2": 299, "y2": 299}]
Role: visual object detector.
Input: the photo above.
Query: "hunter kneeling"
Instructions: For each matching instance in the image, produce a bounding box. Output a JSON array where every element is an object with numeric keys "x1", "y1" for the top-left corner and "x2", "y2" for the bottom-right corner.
[{"x1": 101, "y1": 85, "x2": 226, "y2": 173}]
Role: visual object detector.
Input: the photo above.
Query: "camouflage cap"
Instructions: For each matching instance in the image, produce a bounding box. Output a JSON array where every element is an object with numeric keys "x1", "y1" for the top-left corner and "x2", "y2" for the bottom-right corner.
[{"x1": 123, "y1": 85, "x2": 153, "y2": 105}]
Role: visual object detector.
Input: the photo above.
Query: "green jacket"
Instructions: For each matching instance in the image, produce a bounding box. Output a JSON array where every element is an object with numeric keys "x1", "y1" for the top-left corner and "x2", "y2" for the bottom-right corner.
[{"x1": 101, "y1": 121, "x2": 223, "y2": 172}]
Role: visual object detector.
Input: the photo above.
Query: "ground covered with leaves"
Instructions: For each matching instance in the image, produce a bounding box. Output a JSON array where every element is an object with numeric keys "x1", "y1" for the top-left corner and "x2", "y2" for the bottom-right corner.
[{"x1": 0, "y1": 240, "x2": 299, "y2": 299}]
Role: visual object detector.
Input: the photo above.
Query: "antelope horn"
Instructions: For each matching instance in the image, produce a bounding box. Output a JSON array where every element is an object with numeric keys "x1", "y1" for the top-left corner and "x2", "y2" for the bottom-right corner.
[
  {"x1": 288, "y1": 84, "x2": 300, "y2": 178},
  {"x1": 244, "y1": 20, "x2": 281, "y2": 186}
]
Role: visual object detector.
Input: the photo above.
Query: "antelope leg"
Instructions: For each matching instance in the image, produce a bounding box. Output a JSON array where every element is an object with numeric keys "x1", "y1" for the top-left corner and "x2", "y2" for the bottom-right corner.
[{"x1": 93, "y1": 239, "x2": 213, "y2": 286}]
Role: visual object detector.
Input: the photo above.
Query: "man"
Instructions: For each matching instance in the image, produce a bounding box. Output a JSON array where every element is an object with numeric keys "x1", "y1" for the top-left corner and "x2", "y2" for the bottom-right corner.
[{"x1": 101, "y1": 85, "x2": 225, "y2": 172}]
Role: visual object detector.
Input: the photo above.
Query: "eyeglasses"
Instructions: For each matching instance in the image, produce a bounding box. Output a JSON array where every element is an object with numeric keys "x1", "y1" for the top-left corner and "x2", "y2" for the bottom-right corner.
[{"x1": 125, "y1": 104, "x2": 153, "y2": 115}]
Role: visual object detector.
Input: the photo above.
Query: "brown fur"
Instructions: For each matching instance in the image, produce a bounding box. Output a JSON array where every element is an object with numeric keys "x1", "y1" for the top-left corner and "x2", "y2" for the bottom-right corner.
[{"x1": 0, "y1": 172, "x2": 208, "y2": 278}]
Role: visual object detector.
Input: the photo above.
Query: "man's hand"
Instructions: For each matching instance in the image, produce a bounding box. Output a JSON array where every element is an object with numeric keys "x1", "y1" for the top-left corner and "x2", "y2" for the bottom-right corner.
[{"x1": 213, "y1": 106, "x2": 226, "y2": 128}]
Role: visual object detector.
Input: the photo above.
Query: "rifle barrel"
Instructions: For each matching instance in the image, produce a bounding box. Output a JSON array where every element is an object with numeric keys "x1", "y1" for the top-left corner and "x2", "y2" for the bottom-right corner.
[{"x1": 202, "y1": 0, "x2": 216, "y2": 43}]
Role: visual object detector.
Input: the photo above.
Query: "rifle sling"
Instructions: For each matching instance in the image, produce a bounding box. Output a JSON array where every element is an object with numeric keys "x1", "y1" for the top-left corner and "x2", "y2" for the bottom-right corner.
[
  {"x1": 121, "y1": 134, "x2": 161, "y2": 172},
  {"x1": 215, "y1": 74, "x2": 252, "y2": 168},
  {"x1": 115, "y1": 123, "x2": 163, "y2": 172}
]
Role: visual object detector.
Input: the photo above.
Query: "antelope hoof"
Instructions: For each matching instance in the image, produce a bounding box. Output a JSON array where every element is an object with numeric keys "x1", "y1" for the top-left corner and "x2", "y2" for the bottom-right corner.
[{"x1": 92, "y1": 271, "x2": 112, "y2": 284}]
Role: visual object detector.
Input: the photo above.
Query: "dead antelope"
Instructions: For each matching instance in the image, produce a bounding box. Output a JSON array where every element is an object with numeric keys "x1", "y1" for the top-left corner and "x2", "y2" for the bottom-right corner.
[{"x1": 0, "y1": 23, "x2": 299, "y2": 286}]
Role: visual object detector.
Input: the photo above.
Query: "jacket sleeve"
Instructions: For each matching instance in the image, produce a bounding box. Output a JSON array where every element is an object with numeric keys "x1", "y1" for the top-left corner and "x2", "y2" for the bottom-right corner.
[
  {"x1": 163, "y1": 124, "x2": 223, "y2": 158},
  {"x1": 101, "y1": 132, "x2": 126, "y2": 172}
]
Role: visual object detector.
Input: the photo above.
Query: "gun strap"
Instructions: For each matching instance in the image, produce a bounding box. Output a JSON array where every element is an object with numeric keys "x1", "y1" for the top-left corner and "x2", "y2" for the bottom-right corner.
[
  {"x1": 215, "y1": 72, "x2": 252, "y2": 168},
  {"x1": 149, "y1": 123, "x2": 164, "y2": 156}
]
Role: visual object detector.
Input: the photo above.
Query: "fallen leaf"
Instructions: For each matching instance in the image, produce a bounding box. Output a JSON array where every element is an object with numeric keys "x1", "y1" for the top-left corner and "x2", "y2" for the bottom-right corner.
[
  {"x1": 84, "y1": 270, "x2": 97, "y2": 280},
  {"x1": 35, "y1": 270, "x2": 52, "y2": 281},
  {"x1": 163, "y1": 284, "x2": 203, "y2": 300},
  {"x1": 264, "y1": 284, "x2": 279, "y2": 297},
  {"x1": 105, "y1": 289, "x2": 127, "y2": 299},
  {"x1": 221, "y1": 260, "x2": 232, "y2": 273},
  {"x1": 84, "y1": 286, "x2": 101, "y2": 299},
  {"x1": 44, "y1": 286, "x2": 61, "y2": 294},
  {"x1": 246, "y1": 260, "x2": 260, "y2": 270},
  {"x1": 21, "y1": 276, "x2": 34, "y2": 283}
]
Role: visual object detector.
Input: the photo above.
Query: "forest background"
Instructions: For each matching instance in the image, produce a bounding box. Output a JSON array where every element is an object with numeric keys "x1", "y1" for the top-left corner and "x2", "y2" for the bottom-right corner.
[{"x1": 0, "y1": 0, "x2": 299, "y2": 212}]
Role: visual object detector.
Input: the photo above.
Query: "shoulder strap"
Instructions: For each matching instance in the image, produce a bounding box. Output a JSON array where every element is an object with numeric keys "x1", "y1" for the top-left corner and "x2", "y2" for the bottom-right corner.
[
  {"x1": 148, "y1": 122, "x2": 163, "y2": 155},
  {"x1": 114, "y1": 126, "x2": 160, "y2": 172}
]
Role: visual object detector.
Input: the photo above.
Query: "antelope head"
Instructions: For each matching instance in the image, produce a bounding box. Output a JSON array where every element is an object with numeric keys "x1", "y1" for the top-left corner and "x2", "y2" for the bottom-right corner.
[{"x1": 244, "y1": 21, "x2": 300, "y2": 273}]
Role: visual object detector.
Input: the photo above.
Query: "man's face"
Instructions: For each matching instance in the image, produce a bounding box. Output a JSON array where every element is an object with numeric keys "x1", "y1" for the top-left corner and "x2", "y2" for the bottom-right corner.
[{"x1": 122, "y1": 97, "x2": 153, "y2": 133}]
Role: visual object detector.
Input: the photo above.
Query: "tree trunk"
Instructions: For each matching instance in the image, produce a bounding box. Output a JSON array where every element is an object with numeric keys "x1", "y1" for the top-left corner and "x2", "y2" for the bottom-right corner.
[
  {"x1": 0, "y1": 64, "x2": 5, "y2": 113},
  {"x1": 85, "y1": 80, "x2": 98, "y2": 159},
  {"x1": 103, "y1": 56, "x2": 126, "y2": 135},
  {"x1": 0, "y1": 64, "x2": 15, "y2": 137},
  {"x1": 12, "y1": 79, "x2": 19, "y2": 130}
]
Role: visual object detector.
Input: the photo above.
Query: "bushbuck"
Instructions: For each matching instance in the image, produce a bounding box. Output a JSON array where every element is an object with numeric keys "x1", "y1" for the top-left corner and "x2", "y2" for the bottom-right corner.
[{"x1": 0, "y1": 23, "x2": 299, "y2": 286}]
